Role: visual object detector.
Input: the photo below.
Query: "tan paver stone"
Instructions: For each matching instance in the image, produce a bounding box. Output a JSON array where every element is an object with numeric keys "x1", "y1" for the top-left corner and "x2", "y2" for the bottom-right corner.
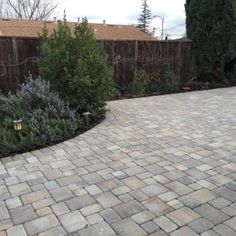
[
  {"x1": 143, "y1": 197, "x2": 173, "y2": 216},
  {"x1": 9, "y1": 183, "x2": 31, "y2": 197},
  {"x1": 166, "y1": 181, "x2": 192, "y2": 196},
  {"x1": 209, "y1": 175, "x2": 232, "y2": 186},
  {"x1": 112, "y1": 218, "x2": 146, "y2": 236},
  {"x1": 122, "y1": 177, "x2": 145, "y2": 190},
  {"x1": 21, "y1": 189, "x2": 50, "y2": 204},
  {"x1": 36, "y1": 207, "x2": 53, "y2": 217},
  {"x1": 188, "y1": 189, "x2": 216, "y2": 204},
  {"x1": 167, "y1": 207, "x2": 200, "y2": 226}
]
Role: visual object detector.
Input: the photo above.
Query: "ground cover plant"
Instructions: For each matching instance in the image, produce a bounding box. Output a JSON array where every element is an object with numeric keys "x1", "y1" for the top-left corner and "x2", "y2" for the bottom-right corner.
[{"x1": 0, "y1": 77, "x2": 79, "y2": 157}]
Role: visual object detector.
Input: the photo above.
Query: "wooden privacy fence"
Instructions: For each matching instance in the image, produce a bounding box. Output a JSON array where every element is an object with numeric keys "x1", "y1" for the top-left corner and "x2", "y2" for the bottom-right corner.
[{"x1": 0, "y1": 37, "x2": 194, "y2": 94}]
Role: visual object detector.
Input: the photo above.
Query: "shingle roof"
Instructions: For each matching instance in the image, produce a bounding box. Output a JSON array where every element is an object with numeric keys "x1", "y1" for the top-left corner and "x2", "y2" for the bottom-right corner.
[{"x1": 0, "y1": 18, "x2": 155, "y2": 41}]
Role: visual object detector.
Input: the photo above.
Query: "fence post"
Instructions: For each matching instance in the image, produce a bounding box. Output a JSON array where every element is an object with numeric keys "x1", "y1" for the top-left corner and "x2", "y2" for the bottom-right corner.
[
  {"x1": 12, "y1": 37, "x2": 20, "y2": 89},
  {"x1": 135, "y1": 40, "x2": 138, "y2": 75}
]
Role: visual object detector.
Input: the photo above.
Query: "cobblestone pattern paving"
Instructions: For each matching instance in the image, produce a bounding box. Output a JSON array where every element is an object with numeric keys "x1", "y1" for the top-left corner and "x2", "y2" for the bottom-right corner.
[{"x1": 0, "y1": 88, "x2": 236, "y2": 236}]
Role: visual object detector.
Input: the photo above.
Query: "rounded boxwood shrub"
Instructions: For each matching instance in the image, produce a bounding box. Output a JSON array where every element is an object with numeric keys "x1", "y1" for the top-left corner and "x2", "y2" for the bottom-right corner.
[{"x1": 0, "y1": 77, "x2": 80, "y2": 157}]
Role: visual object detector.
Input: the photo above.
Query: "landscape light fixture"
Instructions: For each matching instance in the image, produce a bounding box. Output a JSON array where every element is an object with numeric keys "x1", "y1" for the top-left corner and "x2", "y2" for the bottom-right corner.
[
  {"x1": 82, "y1": 112, "x2": 91, "y2": 127},
  {"x1": 13, "y1": 119, "x2": 22, "y2": 131}
]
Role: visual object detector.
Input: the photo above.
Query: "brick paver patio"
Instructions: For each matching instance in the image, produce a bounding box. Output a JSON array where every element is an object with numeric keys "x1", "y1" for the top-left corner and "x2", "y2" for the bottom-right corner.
[{"x1": 0, "y1": 88, "x2": 236, "y2": 236}]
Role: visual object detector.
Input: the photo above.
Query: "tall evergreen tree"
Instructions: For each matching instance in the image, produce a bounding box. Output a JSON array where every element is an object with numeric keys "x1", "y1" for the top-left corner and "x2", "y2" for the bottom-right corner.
[
  {"x1": 186, "y1": 0, "x2": 236, "y2": 81},
  {"x1": 137, "y1": 0, "x2": 153, "y2": 34}
]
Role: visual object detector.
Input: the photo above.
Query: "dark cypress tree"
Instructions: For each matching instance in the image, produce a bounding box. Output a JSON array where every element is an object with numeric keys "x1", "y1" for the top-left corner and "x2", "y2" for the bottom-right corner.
[
  {"x1": 137, "y1": 0, "x2": 153, "y2": 34},
  {"x1": 185, "y1": 0, "x2": 236, "y2": 81}
]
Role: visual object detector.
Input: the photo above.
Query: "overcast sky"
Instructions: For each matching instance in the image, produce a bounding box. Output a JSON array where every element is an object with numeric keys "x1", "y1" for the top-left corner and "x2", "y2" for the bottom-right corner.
[{"x1": 58, "y1": 0, "x2": 186, "y2": 39}]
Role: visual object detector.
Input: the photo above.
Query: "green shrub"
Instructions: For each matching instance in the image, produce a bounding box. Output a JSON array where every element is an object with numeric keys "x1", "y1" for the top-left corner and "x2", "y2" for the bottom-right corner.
[
  {"x1": 127, "y1": 69, "x2": 151, "y2": 95},
  {"x1": 0, "y1": 77, "x2": 79, "y2": 156},
  {"x1": 39, "y1": 18, "x2": 114, "y2": 119},
  {"x1": 159, "y1": 64, "x2": 179, "y2": 93},
  {"x1": 126, "y1": 65, "x2": 178, "y2": 95}
]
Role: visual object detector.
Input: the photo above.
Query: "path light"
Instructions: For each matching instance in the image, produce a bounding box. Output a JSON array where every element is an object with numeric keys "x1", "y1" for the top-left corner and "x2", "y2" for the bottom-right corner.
[
  {"x1": 205, "y1": 82, "x2": 210, "y2": 89},
  {"x1": 13, "y1": 119, "x2": 22, "y2": 131},
  {"x1": 82, "y1": 112, "x2": 91, "y2": 128}
]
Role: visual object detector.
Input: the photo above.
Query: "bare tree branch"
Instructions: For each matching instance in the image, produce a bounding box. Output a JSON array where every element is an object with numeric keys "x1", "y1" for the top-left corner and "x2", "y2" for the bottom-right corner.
[{"x1": 1, "y1": 0, "x2": 59, "y2": 20}]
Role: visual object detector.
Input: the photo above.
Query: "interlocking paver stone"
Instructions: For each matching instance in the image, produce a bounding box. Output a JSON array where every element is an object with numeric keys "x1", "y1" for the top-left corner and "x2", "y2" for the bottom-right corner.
[
  {"x1": 32, "y1": 198, "x2": 55, "y2": 210},
  {"x1": 10, "y1": 205, "x2": 37, "y2": 225},
  {"x1": 59, "y1": 210, "x2": 88, "y2": 233},
  {"x1": 141, "y1": 221, "x2": 160, "y2": 234},
  {"x1": 122, "y1": 176, "x2": 145, "y2": 190},
  {"x1": 178, "y1": 195, "x2": 201, "y2": 209},
  {"x1": 39, "y1": 226, "x2": 66, "y2": 236},
  {"x1": 51, "y1": 202, "x2": 69, "y2": 216},
  {"x1": 5, "y1": 197, "x2": 22, "y2": 209},
  {"x1": 188, "y1": 218, "x2": 214, "y2": 233},
  {"x1": 1, "y1": 88, "x2": 236, "y2": 235},
  {"x1": 166, "y1": 181, "x2": 192, "y2": 196},
  {"x1": 80, "y1": 203, "x2": 103, "y2": 216},
  {"x1": 0, "y1": 204, "x2": 10, "y2": 221},
  {"x1": 113, "y1": 200, "x2": 145, "y2": 218},
  {"x1": 209, "y1": 197, "x2": 231, "y2": 209},
  {"x1": 8, "y1": 183, "x2": 31, "y2": 197},
  {"x1": 24, "y1": 214, "x2": 59, "y2": 235},
  {"x1": 154, "y1": 216, "x2": 178, "y2": 233},
  {"x1": 0, "y1": 219, "x2": 13, "y2": 231},
  {"x1": 201, "y1": 230, "x2": 220, "y2": 236},
  {"x1": 131, "y1": 210, "x2": 155, "y2": 224},
  {"x1": 78, "y1": 221, "x2": 115, "y2": 236},
  {"x1": 143, "y1": 197, "x2": 173, "y2": 216},
  {"x1": 85, "y1": 185, "x2": 102, "y2": 195},
  {"x1": 86, "y1": 213, "x2": 104, "y2": 225},
  {"x1": 187, "y1": 189, "x2": 216, "y2": 204},
  {"x1": 141, "y1": 183, "x2": 168, "y2": 197},
  {"x1": 7, "y1": 225, "x2": 27, "y2": 236},
  {"x1": 0, "y1": 185, "x2": 10, "y2": 201},
  {"x1": 50, "y1": 187, "x2": 74, "y2": 202},
  {"x1": 66, "y1": 194, "x2": 95, "y2": 210},
  {"x1": 167, "y1": 207, "x2": 200, "y2": 226},
  {"x1": 82, "y1": 173, "x2": 103, "y2": 185},
  {"x1": 95, "y1": 191, "x2": 121, "y2": 208},
  {"x1": 112, "y1": 218, "x2": 146, "y2": 236},
  {"x1": 170, "y1": 226, "x2": 198, "y2": 236},
  {"x1": 21, "y1": 189, "x2": 50, "y2": 204},
  {"x1": 100, "y1": 208, "x2": 121, "y2": 223},
  {"x1": 224, "y1": 216, "x2": 236, "y2": 231},
  {"x1": 195, "y1": 204, "x2": 230, "y2": 225},
  {"x1": 213, "y1": 224, "x2": 236, "y2": 236}
]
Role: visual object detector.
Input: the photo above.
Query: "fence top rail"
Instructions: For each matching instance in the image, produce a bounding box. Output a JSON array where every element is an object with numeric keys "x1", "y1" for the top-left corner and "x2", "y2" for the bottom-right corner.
[{"x1": 0, "y1": 36, "x2": 192, "y2": 44}]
